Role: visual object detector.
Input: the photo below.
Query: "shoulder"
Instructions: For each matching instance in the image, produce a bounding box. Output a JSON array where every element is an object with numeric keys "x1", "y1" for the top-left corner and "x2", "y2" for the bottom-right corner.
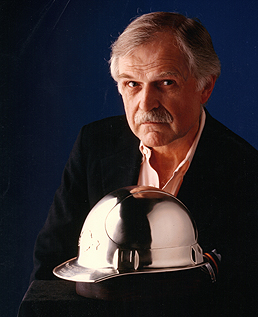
[
  {"x1": 202, "y1": 110, "x2": 258, "y2": 161},
  {"x1": 194, "y1": 110, "x2": 258, "y2": 187},
  {"x1": 77, "y1": 115, "x2": 139, "y2": 156}
]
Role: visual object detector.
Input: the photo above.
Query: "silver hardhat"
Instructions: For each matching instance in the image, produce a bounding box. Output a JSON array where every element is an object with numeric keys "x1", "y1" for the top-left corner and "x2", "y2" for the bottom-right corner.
[{"x1": 53, "y1": 186, "x2": 207, "y2": 283}]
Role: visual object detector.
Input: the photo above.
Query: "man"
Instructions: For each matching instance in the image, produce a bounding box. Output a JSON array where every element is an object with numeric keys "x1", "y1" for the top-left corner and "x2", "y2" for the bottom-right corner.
[{"x1": 31, "y1": 12, "x2": 258, "y2": 314}]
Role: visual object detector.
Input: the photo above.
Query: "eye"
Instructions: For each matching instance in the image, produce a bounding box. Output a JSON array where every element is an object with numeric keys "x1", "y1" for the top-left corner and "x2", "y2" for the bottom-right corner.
[
  {"x1": 163, "y1": 80, "x2": 175, "y2": 86},
  {"x1": 128, "y1": 81, "x2": 139, "y2": 88}
]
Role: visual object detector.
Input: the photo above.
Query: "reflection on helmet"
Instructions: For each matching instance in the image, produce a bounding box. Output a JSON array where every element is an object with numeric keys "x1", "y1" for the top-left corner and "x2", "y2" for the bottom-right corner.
[{"x1": 53, "y1": 186, "x2": 207, "y2": 283}]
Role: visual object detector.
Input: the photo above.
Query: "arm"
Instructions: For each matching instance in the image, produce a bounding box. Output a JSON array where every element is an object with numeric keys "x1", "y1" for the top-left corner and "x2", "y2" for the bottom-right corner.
[{"x1": 30, "y1": 126, "x2": 90, "y2": 281}]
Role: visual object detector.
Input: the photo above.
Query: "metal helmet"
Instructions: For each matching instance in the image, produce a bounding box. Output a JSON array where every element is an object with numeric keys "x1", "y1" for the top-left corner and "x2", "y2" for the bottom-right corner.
[{"x1": 53, "y1": 186, "x2": 214, "y2": 283}]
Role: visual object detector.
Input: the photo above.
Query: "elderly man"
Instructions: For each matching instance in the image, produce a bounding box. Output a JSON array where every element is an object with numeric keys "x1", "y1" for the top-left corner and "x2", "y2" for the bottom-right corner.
[{"x1": 31, "y1": 12, "x2": 258, "y2": 314}]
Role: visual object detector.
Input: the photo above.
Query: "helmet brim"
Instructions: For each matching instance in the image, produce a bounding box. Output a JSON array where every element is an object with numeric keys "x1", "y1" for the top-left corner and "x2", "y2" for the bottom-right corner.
[{"x1": 53, "y1": 257, "x2": 208, "y2": 283}]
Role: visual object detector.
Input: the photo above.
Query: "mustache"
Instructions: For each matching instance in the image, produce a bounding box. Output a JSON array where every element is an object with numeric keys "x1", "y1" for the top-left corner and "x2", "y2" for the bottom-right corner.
[{"x1": 134, "y1": 108, "x2": 173, "y2": 124}]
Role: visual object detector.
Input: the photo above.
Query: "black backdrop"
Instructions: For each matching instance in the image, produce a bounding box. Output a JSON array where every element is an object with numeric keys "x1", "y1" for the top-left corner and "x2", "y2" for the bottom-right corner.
[{"x1": 1, "y1": 0, "x2": 258, "y2": 315}]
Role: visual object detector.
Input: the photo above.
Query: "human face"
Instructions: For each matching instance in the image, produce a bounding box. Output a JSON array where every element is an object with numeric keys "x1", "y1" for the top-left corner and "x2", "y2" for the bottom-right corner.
[{"x1": 117, "y1": 33, "x2": 212, "y2": 149}]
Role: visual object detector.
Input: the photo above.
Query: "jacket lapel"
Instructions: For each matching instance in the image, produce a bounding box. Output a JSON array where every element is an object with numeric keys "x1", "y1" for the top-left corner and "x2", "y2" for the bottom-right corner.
[{"x1": 100, "y1": 138, "x2": 142, "y2": 195}]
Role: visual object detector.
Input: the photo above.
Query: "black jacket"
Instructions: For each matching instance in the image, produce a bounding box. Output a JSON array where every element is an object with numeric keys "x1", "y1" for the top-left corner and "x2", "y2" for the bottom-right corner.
[{"x1": 31, "y1": 110, "x2": 258, "y2": 314}]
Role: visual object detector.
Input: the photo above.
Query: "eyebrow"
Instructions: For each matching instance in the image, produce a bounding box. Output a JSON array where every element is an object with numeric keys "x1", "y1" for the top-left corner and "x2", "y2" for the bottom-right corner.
[
  {"x1": 117, "y1": 71, "x2": 180, "y2": 80},
  {"x1": 158, "y1": 70, "x2": 187, "y2": 81}
]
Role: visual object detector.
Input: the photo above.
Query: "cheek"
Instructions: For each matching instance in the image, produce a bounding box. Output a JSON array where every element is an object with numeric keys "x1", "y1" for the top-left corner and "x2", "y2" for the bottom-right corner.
[
  {"x1": 123, "y1": 98, "x2": 137, "y2": 120},
  {"x1": 124, "y1": 104, "x2": 136, "y2": 129}
]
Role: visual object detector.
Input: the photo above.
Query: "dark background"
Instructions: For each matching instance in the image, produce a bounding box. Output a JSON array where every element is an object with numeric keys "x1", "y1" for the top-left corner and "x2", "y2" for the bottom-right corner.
[{"x1": 1, "y1": 0, "x2": 258, "y2": 315}]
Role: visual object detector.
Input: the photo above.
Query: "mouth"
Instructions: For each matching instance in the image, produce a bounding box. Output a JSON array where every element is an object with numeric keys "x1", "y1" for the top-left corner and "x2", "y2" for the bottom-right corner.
[
  {"x1": 140, "y1": 121, "x2": 170, "y2": 125},
  {"x1": 141, "y1": 121, "x2": 170, "y2": 125}
]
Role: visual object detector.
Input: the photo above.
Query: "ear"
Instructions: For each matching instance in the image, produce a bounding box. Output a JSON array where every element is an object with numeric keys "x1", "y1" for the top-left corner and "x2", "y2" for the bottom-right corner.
[{"x1": 200, "y1": 75, "x2": 216, "y2": 105}]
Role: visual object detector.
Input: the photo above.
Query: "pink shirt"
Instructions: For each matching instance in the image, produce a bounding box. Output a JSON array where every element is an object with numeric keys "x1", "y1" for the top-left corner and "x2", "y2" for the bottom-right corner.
[{"x1": 137, "y1": 110, "x2": 206, "y2": 196}]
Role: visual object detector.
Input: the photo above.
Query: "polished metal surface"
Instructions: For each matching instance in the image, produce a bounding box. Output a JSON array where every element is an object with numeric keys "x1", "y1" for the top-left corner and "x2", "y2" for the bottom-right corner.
[{"x1": 53, "y1": 186, "x2": 205, "y2": 283}]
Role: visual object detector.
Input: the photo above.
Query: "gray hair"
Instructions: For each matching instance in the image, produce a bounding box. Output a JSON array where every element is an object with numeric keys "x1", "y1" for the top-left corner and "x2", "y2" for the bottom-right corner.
[{"x1": 110, "y1": 12, "x2": 221, "y2": 90}]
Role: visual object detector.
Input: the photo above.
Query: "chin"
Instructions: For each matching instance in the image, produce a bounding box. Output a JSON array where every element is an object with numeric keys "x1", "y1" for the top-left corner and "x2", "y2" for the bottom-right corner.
[
  {"x1": 141, "y1": 138, "x2": 170, "y2": 148},
  {"x1": 139, "y1": 126, "x2": 174, "y2": 144},
  {"x1": 141, "y1": 130, "x2": 172, "y2": 145}
]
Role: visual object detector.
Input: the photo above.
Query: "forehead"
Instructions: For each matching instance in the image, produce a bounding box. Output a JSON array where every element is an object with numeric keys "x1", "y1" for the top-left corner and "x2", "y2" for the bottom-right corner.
[{"x1": 117, "y1": 33, "x2": 189, "y2": 79}]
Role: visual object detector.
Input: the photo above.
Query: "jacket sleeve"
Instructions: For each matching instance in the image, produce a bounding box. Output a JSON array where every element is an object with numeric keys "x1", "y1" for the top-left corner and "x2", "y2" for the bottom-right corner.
[{"x1": 30, "y1": 126, "x2": 91, "y2": 281}]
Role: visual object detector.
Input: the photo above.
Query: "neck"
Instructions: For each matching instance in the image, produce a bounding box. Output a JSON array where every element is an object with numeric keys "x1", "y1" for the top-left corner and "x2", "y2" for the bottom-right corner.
[{"x1": 149, "y1": 121, "x2": 200, "y2": 186}]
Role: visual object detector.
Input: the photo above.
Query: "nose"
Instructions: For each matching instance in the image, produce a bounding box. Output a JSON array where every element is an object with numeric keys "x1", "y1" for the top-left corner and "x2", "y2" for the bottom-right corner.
[{"x1": 138, "y1": 85, "x2": 160, "y2": 112}]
